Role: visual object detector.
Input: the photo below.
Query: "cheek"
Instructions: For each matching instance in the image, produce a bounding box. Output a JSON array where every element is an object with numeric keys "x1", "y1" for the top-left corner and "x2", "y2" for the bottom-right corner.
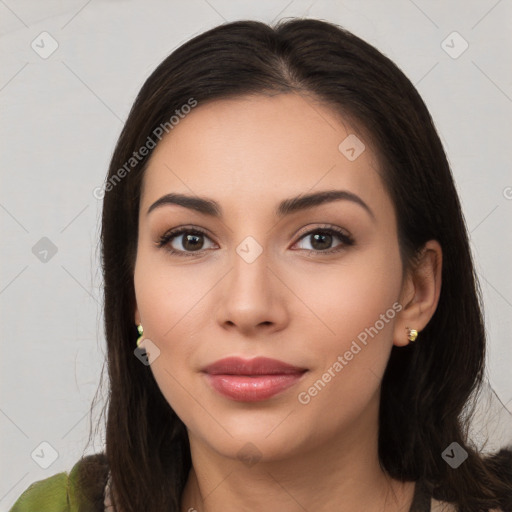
[
  {"x1": 292, "y1": 245, "x2": 402, "y2": 415},
  {"x1": 292, "y1": 243, "x2": 402, "y2": 351},
  {"x1": 133, "y1": 249, "x2": 213, "y2": 404},
  {"x1": 134, "y1": 242, "x2": 212, "y2": 345}
]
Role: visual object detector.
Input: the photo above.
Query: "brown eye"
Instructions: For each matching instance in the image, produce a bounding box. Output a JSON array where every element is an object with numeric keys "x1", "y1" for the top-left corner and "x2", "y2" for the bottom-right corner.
[
  {"x1": 178, "y1": 233, "x2": 205, "y2": 251},
  {"x1": 158, "y1": 228, "x2": 216, "y2": 256},
  {"x1": 294, "y1": 227, "x2": 354, "y2": 254}
]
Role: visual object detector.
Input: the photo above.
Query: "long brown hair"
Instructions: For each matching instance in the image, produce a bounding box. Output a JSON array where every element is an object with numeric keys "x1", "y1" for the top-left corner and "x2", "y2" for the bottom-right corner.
[{"x1": 94, "y1": 18, "x2": 512, "y2": 511}]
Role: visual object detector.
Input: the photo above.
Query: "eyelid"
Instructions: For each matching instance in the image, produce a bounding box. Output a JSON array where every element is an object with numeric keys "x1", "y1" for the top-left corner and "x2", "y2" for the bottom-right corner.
[{"x1": 293, "y1": 223, "x2": 352, "y2": 243}]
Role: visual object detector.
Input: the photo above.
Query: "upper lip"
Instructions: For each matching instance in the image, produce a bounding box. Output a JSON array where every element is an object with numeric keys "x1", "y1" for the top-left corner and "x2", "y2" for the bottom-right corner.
[{"x1": 202, "y1": 357, "x2": 307, "y2": 375}]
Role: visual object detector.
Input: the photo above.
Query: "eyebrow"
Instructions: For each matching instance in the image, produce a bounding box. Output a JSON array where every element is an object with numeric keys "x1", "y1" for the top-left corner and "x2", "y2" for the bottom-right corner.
[{"x1": 146, "y1": 189, "x2": 375, "y2": 221}]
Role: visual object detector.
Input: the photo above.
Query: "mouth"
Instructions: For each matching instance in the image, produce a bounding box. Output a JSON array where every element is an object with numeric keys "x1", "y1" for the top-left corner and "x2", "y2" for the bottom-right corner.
[{"x1": 202, "y1": 357, "x2": 308, "y2": 402}]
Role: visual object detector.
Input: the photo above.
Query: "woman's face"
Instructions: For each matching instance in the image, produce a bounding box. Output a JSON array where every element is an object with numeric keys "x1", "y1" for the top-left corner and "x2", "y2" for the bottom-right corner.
[{"x1": 134, "y1": 93, "x2": 407, "y2": 462}]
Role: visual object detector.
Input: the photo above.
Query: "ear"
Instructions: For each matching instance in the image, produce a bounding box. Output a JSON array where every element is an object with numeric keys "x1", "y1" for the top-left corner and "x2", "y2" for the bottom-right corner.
[
  {"x1": 134, "y1": 304, "x2": 140, "y2": 326},
  {"x1": 393, "y1": 240, "x2": 442, "y2": 347}
]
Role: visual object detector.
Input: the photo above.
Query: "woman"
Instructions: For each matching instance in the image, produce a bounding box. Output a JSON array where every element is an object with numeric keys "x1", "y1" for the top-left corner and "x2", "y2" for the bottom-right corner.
[{"x1": 10, "y1": 17, "x2": 512, "y2": 512}]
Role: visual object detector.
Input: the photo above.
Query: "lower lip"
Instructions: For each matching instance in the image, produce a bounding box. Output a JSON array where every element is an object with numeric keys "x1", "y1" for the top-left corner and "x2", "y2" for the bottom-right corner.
[{"x1": 204, "y1": 373, "x2": 305, "y2": 402}]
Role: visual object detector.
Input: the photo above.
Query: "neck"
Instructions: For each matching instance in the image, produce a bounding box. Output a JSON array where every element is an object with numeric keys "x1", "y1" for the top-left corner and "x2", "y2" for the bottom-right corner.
[{"x1": 180, "y1": 397, "x2": 415, "y2": 512}]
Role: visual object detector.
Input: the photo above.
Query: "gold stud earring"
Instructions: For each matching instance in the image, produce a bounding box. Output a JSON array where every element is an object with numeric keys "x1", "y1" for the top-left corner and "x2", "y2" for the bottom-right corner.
[
  {"x1": 136, "y1": 324, "x2": 144, "y2": 347},
  {"x1": 406, "y1": 327, "x2": 418, "y2": 342}
]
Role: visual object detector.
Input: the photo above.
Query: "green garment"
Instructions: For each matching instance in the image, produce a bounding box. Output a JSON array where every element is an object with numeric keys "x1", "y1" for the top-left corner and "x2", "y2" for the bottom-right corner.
[{"x1": 9, "y1": 456, "x2": 103, "y2": 512}]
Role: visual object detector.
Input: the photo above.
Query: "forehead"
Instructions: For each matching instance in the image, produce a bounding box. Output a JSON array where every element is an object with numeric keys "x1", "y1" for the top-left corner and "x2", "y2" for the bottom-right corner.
[{"x1": 140, "y1": 93, "x2": 391, "y2": 219}]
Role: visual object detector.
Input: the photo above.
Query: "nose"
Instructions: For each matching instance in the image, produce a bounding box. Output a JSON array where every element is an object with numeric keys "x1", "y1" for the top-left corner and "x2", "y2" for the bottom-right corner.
[{"x1": 214, "y1": 247, "x2": 289, "y2": 337}]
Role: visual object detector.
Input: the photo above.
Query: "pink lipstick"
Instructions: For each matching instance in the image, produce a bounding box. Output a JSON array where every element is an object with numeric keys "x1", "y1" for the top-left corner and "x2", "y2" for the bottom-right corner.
[{"x1": 202, "y1": 356, "x2": 307, "y2": 402}]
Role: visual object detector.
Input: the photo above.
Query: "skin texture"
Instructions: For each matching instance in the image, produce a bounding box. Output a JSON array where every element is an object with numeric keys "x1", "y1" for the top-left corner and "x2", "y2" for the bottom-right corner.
[{"x1": 133, "y1": 93, "x2": 442, "y2": 512}]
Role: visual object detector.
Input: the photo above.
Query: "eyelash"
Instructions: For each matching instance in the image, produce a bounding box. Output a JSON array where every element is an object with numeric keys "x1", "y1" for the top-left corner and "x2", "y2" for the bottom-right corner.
[{"x1": 157, "y1": 224, "x2": 354, "y2": 258}]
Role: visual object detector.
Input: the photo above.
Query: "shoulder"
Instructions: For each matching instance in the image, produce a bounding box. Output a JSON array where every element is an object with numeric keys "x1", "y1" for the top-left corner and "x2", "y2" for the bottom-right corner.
[
  {"x1": 8, "y1": 471, "x2": 68, "y2": 511},
  {"x1": 9, "y1": 452, "x2": 108, "y2": 512},
  {"x1": 431, "y1": 501, "x2": 504, "y2": 512},
  {"x1": 430, "y1": 498, "x2": 457, "y2": 511}
]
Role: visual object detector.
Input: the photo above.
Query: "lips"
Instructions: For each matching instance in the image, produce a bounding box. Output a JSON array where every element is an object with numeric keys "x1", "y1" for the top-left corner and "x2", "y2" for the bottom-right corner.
[
  {"x1": 202, "y1": 356, "x2": 306, "y2": 375},
  {"x1": 202, "y1": 357, "x2": 307, "y2": 402}
]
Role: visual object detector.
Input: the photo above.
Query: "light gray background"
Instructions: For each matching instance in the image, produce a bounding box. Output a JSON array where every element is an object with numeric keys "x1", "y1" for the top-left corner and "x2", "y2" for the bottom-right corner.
[{"x1": 1, "y1": 0, "x2": 511, "y2": 509}]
